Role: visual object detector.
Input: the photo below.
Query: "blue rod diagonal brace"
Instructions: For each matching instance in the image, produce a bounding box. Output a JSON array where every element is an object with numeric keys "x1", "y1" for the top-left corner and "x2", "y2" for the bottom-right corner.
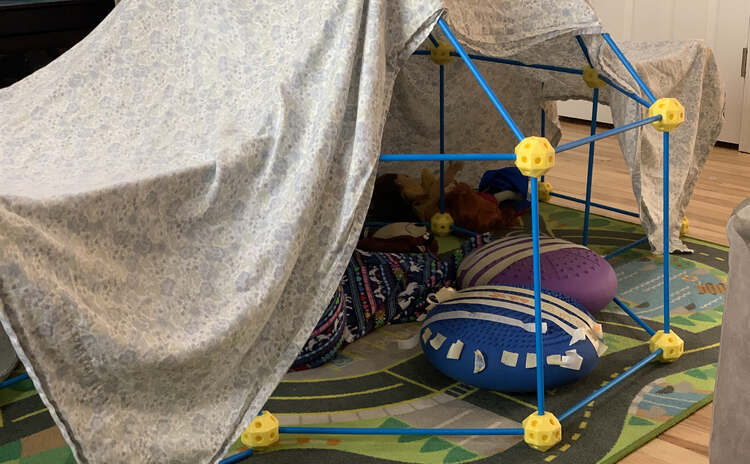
[
  {"x1": 548, "y1": 192, "x2": 639, "y2": 218},
  {"x1": 601, "y1": 33, "x2": 657, "y2": 104},
  {"x1": 556, "y1": 115, "x2": 661, "y2": 153},
  {"x1": 530, "y1": 176, "x2": 546, "y2": 415},
  {"x1": 428, "y1": 34, "x2": 439, "y2": 47},
  {"x1": 604, "y1": 236, "x2": 649, "y2": 260},
  {"x1": 0, "y1": 373, "x2": 29, "y2": 389},
  {"x1": 612, "y1": 297, "x2": 657, "y2": 336},
  {"x1": 450, "y1": 224, "x2": 479, "y2": 236},
  {"x1": 558, "y1": 349, "x2": 662, "y2": 422},
  {"x1": 440, "y1": 64, "x2": 446, "y2": 214},
  {"x1": 598, "y1": 75, "x2": 651, "y2": 108},
  {"x1": 575, "y1": 35, "x2": 593, "y2": 66},
  {"x1": 278, "y1": 426, "x2": 525, "y2": 436},
  {"x1": 437, "y1": 18, "x2": 526, "y2": 142},
  {"x1": 219, "y1": 448, "x2": 254, "y2": 464},
  {"x1": 380, "y1": 153, "x2": 516, "y2": 162},
  {"x1": 663, "y1": 132, "x2": 671, "y2": 333},
  {"x1": 582, "y1": 87, "x2": 599, "y2": 247}
]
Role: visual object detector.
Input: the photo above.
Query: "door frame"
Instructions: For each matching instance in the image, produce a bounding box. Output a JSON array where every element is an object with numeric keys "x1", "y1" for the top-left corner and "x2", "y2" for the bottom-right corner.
[{"x1": 740, "y1": 16, "x2": 750, "y2": 153}]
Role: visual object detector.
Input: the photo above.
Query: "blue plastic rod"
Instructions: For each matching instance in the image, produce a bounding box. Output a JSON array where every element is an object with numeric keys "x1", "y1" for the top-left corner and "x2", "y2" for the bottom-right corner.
[
  {"x1": 380, "y1": 153, "x2": 516, "y2": 162},
  {"x1": 582, "y1": 88, "x2": 599, "y2": 247},
  {"x1": 428, "y1": 34, "x2": 439, "y2": 47},
  {"x1": 219, "y1": 448, "x2": 254, "y2": 464},
  {"x1": 411, "y1": 49, "x2": 584, "y2": 76},
  {"x1": 663, "y1": 132, "x2": 671, "y2": 333},
  {"x1": 437, "y1": 18, "x2": 525, "y2": 142},
  {"x1": 612, "y1": 297, "x2": 657, "y2": 336},
  {"x1": 556, "y1": 115, "x2": 661, "y2": 153},
  {"x1": 601, "y1": 33, "x2": 657, "y2": 104},
  {"x1": 0, "y1": 373, "x2": 29, "y2": 389},
  {"x1": 412, "y1": 47, "x2": 649, "y2": 112},
  {"x1": 540, "y1": 107, "x2": 546, "y2": 183},
  {"x1": 575, "y1": 35, "x2": 593, "y2": 66},
  {"x1": 549, "y1": 192, "x2": 640, "y2": 218},
  {"x1": 463, "y1": 53, "x2": 583, "y2": 75},
  {"x1": 450, "y1": 225, "x2": 479, "y2": 236},
  {"x1": 558, "y1": 349, "x2": 662, "y2": 422},
  {"x1": 604, "y1": 236, "x2": 649, "y2": 260},
  {"x1": 440, "y1": 64, "x2": 446, "y2": 214},
  {"x1": 530, "y1": 176, "x2": 546, "y2": 415},
  {"x1": 278, "y1": 426, "x2": 524, "y2": 436},
  {"x1": 598, "y1": 75, "x2": 651, "y2": 108}
]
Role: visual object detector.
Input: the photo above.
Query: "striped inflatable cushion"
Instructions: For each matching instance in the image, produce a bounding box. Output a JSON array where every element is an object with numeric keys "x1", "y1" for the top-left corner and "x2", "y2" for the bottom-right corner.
[
  {"x1": 455, "y1": 235, "x2": 617, "y2": 313},
  {"x1": 420, "y1": 285, "x2": 606, "y2": 392}
]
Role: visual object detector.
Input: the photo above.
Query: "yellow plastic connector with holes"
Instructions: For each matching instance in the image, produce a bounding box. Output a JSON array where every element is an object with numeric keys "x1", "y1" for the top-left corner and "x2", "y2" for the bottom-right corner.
[
  {"x1": 523, "y1": 411, "x2": 562, "y2": 452},
  {"x1": 430, "y1": 40, "x2": 454, "y2": 65},
  {"x1": 648, "y1": 98, "x2": 685, "y2": 132},
  {"x1": 582, "y1": 65, "x2": 607, "y2": 89},
  {"x1": 240, "y1": 411, "x2": 279, "y2": 448},
  {"x1": 515, "y1": 136, "x2": 555, "y2": 178},
  {"x1": 680, "y1": 216, "x2": 689, "y2": 236},
  {"x1": 538, "y1": 181, "x2": 553, "y2": 202},
  {"x1": 649, "y1": 329, "x2": 684, "y2": 363},
  {"x1": 430, "y1": 212, "x2": 454, "y2": 237}
]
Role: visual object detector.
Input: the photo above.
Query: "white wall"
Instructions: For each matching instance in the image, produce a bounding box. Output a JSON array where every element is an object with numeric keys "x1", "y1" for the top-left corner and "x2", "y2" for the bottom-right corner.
[{"x1": 558, "y1": 0, "x2": 749, "y2": 146}]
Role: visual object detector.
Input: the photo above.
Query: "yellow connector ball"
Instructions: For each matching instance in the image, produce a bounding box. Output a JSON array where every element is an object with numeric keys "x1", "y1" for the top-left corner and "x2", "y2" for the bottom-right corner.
[
  {"x1": 523, "y1": 411, "x2": 562, "y2": 452},
  {"x1": 649, "y1": 329, "x2": 685, "y2": 363},
  {"x1": 429, "y1": 40, "x2": 454, "y2": 66},
  {"x1": 430, "y1": 212, "x2": 454, "y2": 237},
  {"x1": 582, "y1": 65, "x2": 607, "y2": 89},
  {"x1": 648, "y1": 98, "x2": 685, "y2": 132},
  {"x1": 538, "y1": 181, "x2": 553, "y2": 202},
  {"x1": 515, "y1": 136, "x2": 555, "y2": 178},
  {"x1": 680, "y1": 216, "x2": 689, "y2": 236},
  {"x1": 240, "y1": 411, "x2": 279, "y2": 448}
]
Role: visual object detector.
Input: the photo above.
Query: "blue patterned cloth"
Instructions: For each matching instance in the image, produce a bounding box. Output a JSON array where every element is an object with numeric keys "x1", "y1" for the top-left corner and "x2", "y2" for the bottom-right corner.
[{"x1": 293, "y1": 234, "x2": 491, "y2": 370}]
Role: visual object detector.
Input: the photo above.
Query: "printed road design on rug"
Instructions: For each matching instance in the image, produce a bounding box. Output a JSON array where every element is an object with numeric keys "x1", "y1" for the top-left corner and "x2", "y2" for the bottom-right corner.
[{"x1": 0, "y1": 204, "x2": 724, "y2": 464}]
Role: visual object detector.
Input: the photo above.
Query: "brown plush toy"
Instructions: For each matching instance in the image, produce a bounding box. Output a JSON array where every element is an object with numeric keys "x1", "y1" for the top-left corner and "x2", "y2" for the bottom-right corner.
[
  {"x1": 444, "y1": 183, "x2": 518, "y2": 233},
  {"x1": 367, "y1": 162, "x2": 520, "y2": 235},
  {"x1": 396, "y1": 162, "x2": 463, "y2": 222}
]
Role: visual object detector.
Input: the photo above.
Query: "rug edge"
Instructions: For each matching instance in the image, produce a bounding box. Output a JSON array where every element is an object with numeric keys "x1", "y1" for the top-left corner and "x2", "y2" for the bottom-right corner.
[{"x1": 597, "y1": 394, "x2": 714, "y2": 464}]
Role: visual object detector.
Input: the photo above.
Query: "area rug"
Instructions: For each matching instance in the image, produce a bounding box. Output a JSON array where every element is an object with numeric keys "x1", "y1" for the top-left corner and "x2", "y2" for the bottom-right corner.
[{"x1": 0, "y1": 204, "x2": 725, "y2": 463}]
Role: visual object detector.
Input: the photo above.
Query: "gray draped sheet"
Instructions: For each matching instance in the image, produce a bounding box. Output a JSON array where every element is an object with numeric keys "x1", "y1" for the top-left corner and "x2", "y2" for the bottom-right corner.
[
  {"x1": 0, "y1": 1, "x2": 724, "y2": 463},
  {"x1": 710, "y1": 198, "x2": 750, "y2": 464},
  {"x1": 0, "y1": 0, "x2": 444, "y2": 462}
]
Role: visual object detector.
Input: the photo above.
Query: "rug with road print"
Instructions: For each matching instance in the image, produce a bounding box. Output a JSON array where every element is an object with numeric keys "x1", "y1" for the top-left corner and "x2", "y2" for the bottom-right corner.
[{"x1": 0, "y1": 204, "x2": 724, "y2": 464}]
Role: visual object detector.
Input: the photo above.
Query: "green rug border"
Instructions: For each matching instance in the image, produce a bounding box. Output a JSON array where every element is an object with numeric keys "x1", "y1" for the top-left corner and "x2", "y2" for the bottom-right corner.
[
  {"x1": 683, "y1": 236, "x2": 729, "y2": 252},
  {"x1": 599, "y1": 393, "x2": 714, "y2": 464}
]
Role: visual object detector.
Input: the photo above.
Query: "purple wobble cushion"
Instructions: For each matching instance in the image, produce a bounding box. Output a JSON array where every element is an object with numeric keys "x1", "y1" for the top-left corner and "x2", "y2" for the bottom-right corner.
[{"x1": 456, "y1": 235, "x2": 617, "y2": 314}]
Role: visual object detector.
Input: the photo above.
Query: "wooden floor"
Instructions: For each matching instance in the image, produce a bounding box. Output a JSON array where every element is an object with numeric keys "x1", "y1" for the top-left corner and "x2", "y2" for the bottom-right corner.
[
  {"x1": 550, "y1": 120, "x2": 750, "y2": 246},
  {"x1": 550, "y1": 120, "x2": 750, "y2": 463}
]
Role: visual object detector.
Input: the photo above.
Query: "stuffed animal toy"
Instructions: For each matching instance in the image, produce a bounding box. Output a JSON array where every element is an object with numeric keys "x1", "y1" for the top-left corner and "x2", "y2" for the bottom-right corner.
[
  {"x1": 397, "y1": 162, "x2": 464, "y2": 222},
  {"x1": 367, "y1": 162, "x2": 522, "y2": 235},
  {"x1": 367, "y1": 174, "x2": 421, "y2": 223},
  {"x1": 444, "y1": 183, "x2": 518, "y2": 233}
]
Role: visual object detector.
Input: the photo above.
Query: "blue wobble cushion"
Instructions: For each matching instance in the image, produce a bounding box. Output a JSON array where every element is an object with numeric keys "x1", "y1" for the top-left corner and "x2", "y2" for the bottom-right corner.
[{"x1": 420, "y1": 285, "x2": 606, "y2": 392}]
